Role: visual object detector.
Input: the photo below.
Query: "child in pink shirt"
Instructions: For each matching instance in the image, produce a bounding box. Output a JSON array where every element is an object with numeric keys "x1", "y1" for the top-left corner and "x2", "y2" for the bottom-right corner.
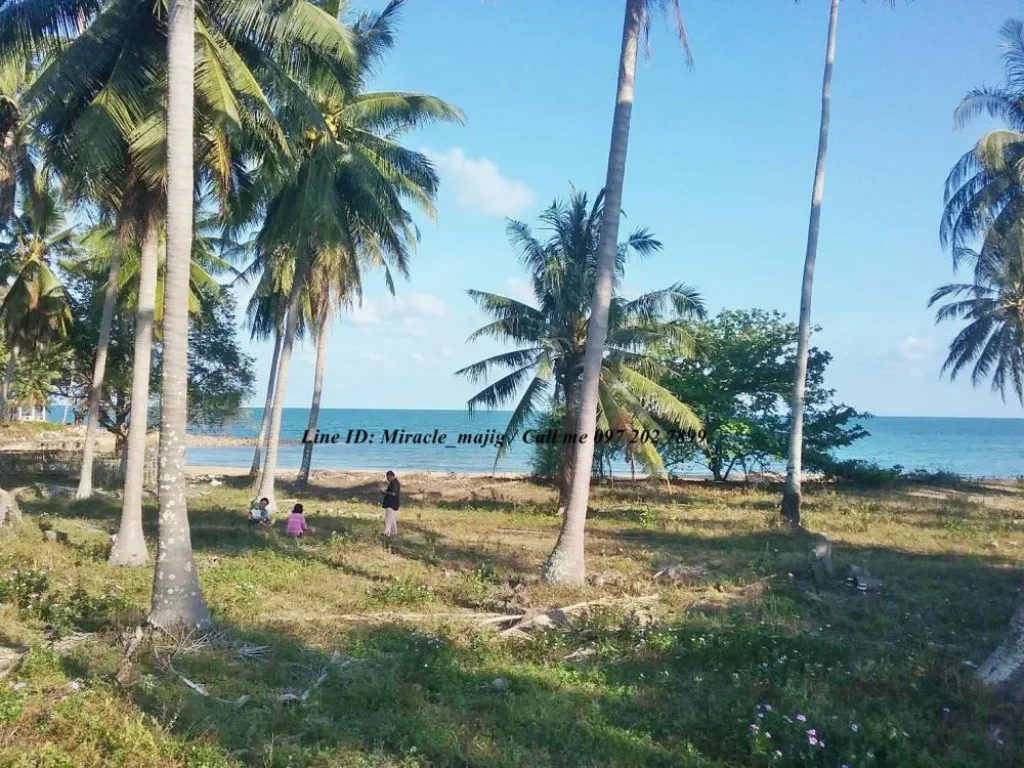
[{"x1": 285, "y1": 504, "x2": 309, "y2": 538}]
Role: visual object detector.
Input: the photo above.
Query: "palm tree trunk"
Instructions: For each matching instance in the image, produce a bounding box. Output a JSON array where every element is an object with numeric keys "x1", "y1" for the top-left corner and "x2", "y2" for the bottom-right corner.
[
  {"x1": 556, "y1": 377, "x2": 578, "y2": 512},
  {"x1": 296, "y1": 313, "x2": 329, "y2": 490},
  {"x1": 256, "y1": 271, "x2": 305, "y2": 509},
  {"x1": 0, "y1": 345, "x2": 15, "y2": 423},
  {"x1": 109, "y1": 217, "x2": 158, "y2": 566},
  {"x1": 76, "y1": 231, "x2": 124, "y2": 500},
  {"x1": 149, "y1": 0, "x2": 211, "y2": 632},
  {"x1": 781, "y1": 0, "x2": 839, "y2": 527},
  {"x1": 250, "y1": 328, "x2": 282, "y2": 484},
  {"x1": 978, "y1": 589, "x2": 1024, "y2": 693},
  {"x1": 544, "y1": 0, "x2": 642, "y2": 585}
]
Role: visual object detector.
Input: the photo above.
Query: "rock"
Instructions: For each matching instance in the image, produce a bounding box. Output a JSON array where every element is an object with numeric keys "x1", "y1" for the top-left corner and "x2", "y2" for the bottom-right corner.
[
  {"x1": 652, "y1": 564, "x2": 706, "y2": 586},
  {"x1": 490, "y1": 677, "x2": 510, "y2": 692},
  {"x1": 0, "y1": 646, "x2": 26, "y2": 678},
  {"x1": 0, "y1": 489, "x2": 22, "y2": 528},
  {"x1": 588, "y1": 571, "x2": 626, "y2": 588},
  {"x1": 844, "y1": 565, "x2": 882, "y2": 592}
]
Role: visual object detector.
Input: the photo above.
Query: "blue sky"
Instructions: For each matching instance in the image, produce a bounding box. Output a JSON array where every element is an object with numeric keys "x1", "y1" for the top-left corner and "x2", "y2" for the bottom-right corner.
[{"x1": 237, "y1": 0, "x2": 1024, "y2": 418}]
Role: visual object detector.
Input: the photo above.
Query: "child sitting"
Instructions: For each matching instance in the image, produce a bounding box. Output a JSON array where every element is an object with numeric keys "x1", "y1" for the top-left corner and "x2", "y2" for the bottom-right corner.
[
  {"x1": 285, "y1": 504, "x2": 309, "y2": 538},
  {"x1": 249, "y1": 497, "x2": 273, "y2": 528}
]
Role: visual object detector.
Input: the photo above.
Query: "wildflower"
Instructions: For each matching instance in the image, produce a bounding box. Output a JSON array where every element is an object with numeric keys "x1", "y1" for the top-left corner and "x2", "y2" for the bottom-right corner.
[
  {"x1": 851, "y1": 724, "x2": 860, "y2": 733},
  {"x1": 764, "y1": 704, "x2": 773, "y2": 711},
  {"x1": 807, "y1": 729, "x2": 817, "y2": 736},
  {"x1": 757, "y1": 712, "x2": 765, "y2": 719},
  {"x1": 796, "y1": 713, "x2": 807, "y2": 722},
  {"x1": 12, "y1": 682, "x2": 26, "y2": 690},
  {"x1": 774, "y1": 750, "x2": 783, "y2": 758},
  {"x1": 808, "y1": 736, "x2": 819, "y2": 746},
  {"x1": 750, "y1": 723, "x2": 760, "y2": 733},
  {"x1": 67, "y1": 681, "x2": 80, "y2": 691}
]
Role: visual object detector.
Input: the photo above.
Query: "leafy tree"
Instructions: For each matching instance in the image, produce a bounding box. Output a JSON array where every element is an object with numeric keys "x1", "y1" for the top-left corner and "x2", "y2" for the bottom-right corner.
[
  {"x1": 60, "y1": 269, "x2": 254, "y2": 456},
  {"x1": 662, "y1": 309, "x2": 867, "y2": 482},
  {"x1": 458, "y1": 187, "x2": 703, "y2": 506}
]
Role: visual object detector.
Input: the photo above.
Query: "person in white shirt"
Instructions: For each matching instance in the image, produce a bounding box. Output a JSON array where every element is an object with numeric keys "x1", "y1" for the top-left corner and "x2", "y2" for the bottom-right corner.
[{"x1": 249, "y1": 497, "x2": 273, "y2": 527}]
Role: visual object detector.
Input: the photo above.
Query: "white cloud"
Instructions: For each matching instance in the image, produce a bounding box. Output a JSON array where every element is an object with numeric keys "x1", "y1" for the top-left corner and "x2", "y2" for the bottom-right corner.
[
  {"x1": 423, "y1": 147, "x2": 534, "y2": 218},
  {"x1": 895, "y1": 336, "x2": 936, "y2": 364},
  {"x1": 342, "y1": 293, "x2": 448, "y2": 335},
  {"x1": 439, "y1": 345, "x2": 453, "y2": 359},
  {"x1": 411, "y1": 352, "x2": 425, "y2": 364},
  {"x1": 504, "y1": 277, "x2": 537, "y2": 307},
  {"x1": 365, "y1": 351, "x2": 398, "y2": 370}
]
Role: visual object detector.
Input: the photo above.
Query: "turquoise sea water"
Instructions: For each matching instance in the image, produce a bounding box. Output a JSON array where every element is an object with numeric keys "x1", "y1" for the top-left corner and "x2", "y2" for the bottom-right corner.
[{"x1": 184, "y1": 409, "x2": 1024, "y2": 479}]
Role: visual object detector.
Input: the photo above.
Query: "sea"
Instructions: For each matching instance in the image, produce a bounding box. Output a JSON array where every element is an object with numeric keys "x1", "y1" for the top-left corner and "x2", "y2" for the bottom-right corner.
[{"x1": 174, "y1": 409, "x2": 1024, "y2": 480}]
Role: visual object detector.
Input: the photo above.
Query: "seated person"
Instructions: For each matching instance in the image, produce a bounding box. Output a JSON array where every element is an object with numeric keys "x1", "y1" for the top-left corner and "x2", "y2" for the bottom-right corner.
[
  {"x1": 249, "y1": 497, "x2": 273, "y2": 527},
  {"x1": 285, "y1": 504, "x2": 309, "y2": 538}
]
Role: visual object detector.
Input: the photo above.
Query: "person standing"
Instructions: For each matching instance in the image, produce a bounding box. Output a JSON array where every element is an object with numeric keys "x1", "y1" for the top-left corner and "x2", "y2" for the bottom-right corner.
[{"x1": 382, "y1": 470, "x2": 400, "y2": 537}]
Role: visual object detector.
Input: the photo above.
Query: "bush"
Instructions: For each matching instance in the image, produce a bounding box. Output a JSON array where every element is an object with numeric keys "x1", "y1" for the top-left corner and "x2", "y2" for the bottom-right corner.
[{"x1": 0, "y1": 568, "x2": 131, "y2": 636}]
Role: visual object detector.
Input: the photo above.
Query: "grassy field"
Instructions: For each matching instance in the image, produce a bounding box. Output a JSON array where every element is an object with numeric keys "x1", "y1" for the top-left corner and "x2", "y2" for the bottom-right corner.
[{"x1": 0, "y1": 472, "x2": 1023, "y2": 767}]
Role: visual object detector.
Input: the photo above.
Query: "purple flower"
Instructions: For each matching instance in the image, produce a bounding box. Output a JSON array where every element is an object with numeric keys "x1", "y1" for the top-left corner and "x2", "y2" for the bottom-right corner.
[
  {"x1": 808, "y1": 736, "x2": 819, "y2": 746},
  {"x1": 764, "y1": 704, "x2": 773, "y2": 711},
  {"x1": 807, "y1": 729, "x2": 817, "y2": 736},
  {"x1": 796, "y1": 713, "x2": 807, "y2": 723},
  {"x1": 750, "y1": 723, "x2": 760, "y2": 733},
  {"x1": 757, "y1": 712, "x2": 765, "y2": 719},
  {"x1": 851, "y1": 724, "x2": 860, "y2": 733}
]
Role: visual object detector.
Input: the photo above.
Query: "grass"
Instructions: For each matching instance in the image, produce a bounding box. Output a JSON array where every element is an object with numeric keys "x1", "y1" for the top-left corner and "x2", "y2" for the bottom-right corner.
[{"x1": 0, "y1": 473, "x2": 1023, "y2": 766}]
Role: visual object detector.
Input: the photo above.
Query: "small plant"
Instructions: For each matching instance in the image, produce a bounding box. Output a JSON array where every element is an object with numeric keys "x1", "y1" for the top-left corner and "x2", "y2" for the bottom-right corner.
[
  {"x1": 368, "y1": 577, "x2": 433, "y2": 607},
  {"x1": 0, "y1": 568, "x2": 130, "y2": 635},
  {"x1": 0, "y1": 683, "x2": 28, "y2": 725}
]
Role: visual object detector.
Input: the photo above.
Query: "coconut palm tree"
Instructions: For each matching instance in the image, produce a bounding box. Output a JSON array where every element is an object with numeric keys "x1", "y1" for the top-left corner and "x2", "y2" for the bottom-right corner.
[
  {"x1": 780, "y1": 0, "x2": 839, "y2": 527},
  {"x1": 940, "y1": 19, "x2": 1024, "y2": 260},
  {"x1": 929, "y1": 239, "x2": 1024, "y2": 404},
  {"x1": 0, "y1": 182, "x2": 75, "y2": 421},
  {"x1": 545, "y1": 0, "x2": 691, "y2": 585},
  {"x1": 782, "y1": 0, "x2": 907, "y2": 526},
  {"x1": 251, "y1": 0, "x2": 463, "y2": 508},
  {"x1": 148, "y1": 0, "x2": 210, "y2": 630},
  {"x1": 457, "y1": 188, "x2": 703, "y2": 507}
]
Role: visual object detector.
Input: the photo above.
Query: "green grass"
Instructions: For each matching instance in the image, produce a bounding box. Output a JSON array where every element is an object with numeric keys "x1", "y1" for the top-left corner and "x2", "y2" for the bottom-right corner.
[{"x1": 0, "y1": 474, "x2": 1023, "y2": 766}]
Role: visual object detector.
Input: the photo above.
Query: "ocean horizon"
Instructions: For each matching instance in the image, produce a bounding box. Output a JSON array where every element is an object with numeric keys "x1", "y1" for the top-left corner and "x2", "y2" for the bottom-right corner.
[{"x1": 175, "y1": 408, "x2": 1024, "y2": 480}]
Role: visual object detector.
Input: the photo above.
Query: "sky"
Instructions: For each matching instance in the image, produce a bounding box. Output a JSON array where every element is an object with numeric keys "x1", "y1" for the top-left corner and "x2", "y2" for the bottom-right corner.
[{"x1": 236, "y1": 0, "x2": 1024, "y2": 418}]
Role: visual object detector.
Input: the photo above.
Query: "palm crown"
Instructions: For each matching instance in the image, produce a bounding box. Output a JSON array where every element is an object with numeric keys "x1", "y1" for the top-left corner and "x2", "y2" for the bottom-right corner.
[{"x1": 457, "y1": 187, "x2": 705, "y2": 476}]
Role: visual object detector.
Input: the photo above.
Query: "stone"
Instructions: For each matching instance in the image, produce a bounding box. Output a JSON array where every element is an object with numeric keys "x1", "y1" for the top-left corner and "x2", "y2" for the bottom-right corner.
[{"x1": 652, "y1": 564, "x2": 706, "y2": 586}]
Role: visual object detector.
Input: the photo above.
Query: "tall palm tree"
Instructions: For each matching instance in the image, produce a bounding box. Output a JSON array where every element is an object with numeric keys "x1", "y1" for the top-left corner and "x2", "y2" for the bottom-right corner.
[
  {"x1": 252, "y1": 0, "x2": 463, "y2": 508},
  {"x1": 780, "y1": 0, "x2": 839, "y2": 527},
  {"x1": 545, "y1": 0, "x2": 691, "y2": 585},
  {"x1": 148, "y1": 0, "x2": 210, "y2": 630},
  {"x1": 457, "y1": 188, "x2": 703, "y2": 506}
]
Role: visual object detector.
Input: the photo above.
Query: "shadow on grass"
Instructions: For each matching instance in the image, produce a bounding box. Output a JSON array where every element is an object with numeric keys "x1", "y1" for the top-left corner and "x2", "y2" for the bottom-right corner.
[{"x1": 57, "y1": 537, "x2": 1024, "y2": 767}]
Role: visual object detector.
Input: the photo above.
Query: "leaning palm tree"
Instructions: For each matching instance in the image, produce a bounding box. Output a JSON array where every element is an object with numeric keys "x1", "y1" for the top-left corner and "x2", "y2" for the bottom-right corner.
[
  {"x1": 780, "y1": 0, "x2": 839, "y2": 527},
  {"x1": 782, "y1": 0, "x2": 907, "y2": 526},
  {"x1": 931, "y1": 235, "x2": 1024, "y2": 690},
  {"x1": 545, "y1": 0, "x2": 691, "y2": 585},
  {"x1": 457, "y1": 188, "x2": 703, "y2": 508}
]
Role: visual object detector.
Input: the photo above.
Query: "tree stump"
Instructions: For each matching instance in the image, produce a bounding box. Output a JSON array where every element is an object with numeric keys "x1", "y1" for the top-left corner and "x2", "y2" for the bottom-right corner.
[{"x1": 0, "y1": 489, "x2": 22, "y2": 530}]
